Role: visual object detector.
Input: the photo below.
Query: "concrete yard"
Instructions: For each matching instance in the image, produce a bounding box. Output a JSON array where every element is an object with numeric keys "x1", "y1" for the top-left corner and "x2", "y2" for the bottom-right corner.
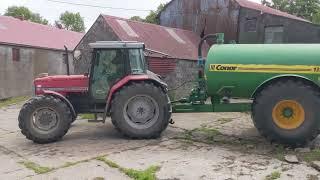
[{"x1": 1, "y1": 103, "x2": 320, "y2": 180}]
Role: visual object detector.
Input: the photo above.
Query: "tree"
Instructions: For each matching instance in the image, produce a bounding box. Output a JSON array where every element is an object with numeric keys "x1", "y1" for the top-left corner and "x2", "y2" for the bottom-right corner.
[
  {"x1": 261, "y1": 0, "x2": 320, "y2": 24},
  {"x1": 57, "y1": 11, "x2": 85, "y2": 32},
  {"x1": 129, "y1": 3, "x2": 167, "y2": 24},
  {"x1": 130, "y1": 16, "x2": 144, "y2": 22},
  {"x1": 145, "y1": 3, "x2": 166, "y2": 24},
  {"x1": 4, "y1": 6, "x2": 48, "y2": 25}
]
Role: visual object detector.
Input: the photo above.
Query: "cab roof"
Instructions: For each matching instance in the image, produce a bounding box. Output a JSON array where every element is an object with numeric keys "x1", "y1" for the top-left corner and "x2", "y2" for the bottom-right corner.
[{"x1": 89, "y1": 41, "x2": 145, "y2": 49}]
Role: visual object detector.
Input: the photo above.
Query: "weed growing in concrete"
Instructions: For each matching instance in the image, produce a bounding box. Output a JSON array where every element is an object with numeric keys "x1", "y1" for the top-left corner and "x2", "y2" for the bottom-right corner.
[
  {"x1": 273, "y1": 145, "x2": 286, "y2": 161},
  {"x1": 96, "y1": 156, "x2": 119, "y2": 168},
  {"x1": 96, "y1": 156, "x2": 160, "y2": 180},
  {"x1": 79, "y1": 114, "x2": 95, "y2": 119},
  {"x1": 93, "y1": 177, "x2": 105, "y2": 180},
  {"x1": 217, "y1": 118, "x2": 233, "y2": 124},
  {"x1": 19, "y1": 161, "x2": 53, "y2": 174},
  {"x1": 123, "y1": 166, "x2": 160, "y2": 180},
  {"x1": 299, "y1": 149, "x2": 320, "y2": 162},
  {"x1": 265, "y1": 171, "x2": 281, "y2": 180},
  {"x1": 197, "y1": 127, "x2": 221, "y2": 140},
  {"x1": 0, "y1": 96, "x2": 29, "y2": 108},
  {"x1": 60, "y1": 159, "x2": 90, "y2": 168}
]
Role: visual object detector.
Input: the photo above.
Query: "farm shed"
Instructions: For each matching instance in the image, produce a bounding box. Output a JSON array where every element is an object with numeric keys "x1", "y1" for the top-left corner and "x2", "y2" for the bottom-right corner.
[
  {"x1": 159, "y1": 0, "x2": 320, "y2": 44},
  {"x1": 0, "y1": 16, "x2": 83, "y2": 99},
  {"x1": 74, "y1": 15, "x2": 208, "y2": 99}
]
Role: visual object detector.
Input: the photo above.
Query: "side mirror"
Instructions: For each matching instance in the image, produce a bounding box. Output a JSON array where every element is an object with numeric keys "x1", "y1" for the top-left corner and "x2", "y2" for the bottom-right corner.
[{"x1": 84, "y1": 72, "x2": 89, "y2": 77}]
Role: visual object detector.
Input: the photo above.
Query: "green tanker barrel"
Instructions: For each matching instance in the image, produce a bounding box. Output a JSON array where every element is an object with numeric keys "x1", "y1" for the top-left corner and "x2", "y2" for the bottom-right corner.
[{"x1": 204, "y1": 44, "x2": 320, "y2": 98}]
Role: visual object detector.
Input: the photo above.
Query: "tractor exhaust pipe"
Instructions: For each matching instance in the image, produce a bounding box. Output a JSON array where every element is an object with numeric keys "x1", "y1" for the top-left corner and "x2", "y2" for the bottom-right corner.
[{"x1": 63, "y1": 45, "x2": 70, "y2": 76}]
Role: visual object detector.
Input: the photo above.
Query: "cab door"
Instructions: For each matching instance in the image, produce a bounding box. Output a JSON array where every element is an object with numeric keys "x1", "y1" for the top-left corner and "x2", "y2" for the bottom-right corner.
[{"x1": 89, "y1": 49, "x2": 127, "y2": 101}]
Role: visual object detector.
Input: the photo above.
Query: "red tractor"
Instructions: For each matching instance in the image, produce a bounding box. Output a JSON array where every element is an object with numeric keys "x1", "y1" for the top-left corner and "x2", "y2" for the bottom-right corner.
[{"x1": 19, "y1": 42, "x2": 172, "y2": 144}]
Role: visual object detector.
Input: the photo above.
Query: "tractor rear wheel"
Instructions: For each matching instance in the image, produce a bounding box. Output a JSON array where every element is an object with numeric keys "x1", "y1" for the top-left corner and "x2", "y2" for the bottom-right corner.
[
  {"x1": 111, "y1": 82, "x2": 171, "y2": 139},
  {"x1": 252, "y1": 79, "x2": 320, "y2": 147},
  {"x1": 18, "y1": 95, "x2": 73, "y2": 144}
]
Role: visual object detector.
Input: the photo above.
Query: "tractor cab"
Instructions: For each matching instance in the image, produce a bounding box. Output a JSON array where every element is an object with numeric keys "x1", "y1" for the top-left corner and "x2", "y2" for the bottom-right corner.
[{"x1": 89, "y1": 41, "x2": 147, "y2": 101}]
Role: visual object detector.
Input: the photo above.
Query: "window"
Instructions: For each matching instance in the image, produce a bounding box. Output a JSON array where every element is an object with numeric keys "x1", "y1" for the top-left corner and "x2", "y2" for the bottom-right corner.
[
  {"x1": 245, "y1": 18, "x2": 257, "y2": 32},
  {"x1": 91, "y1": 49, "x2": 126, "y2": 100},
  {"x1": 264, "y1": 26, "x2": 284, "y2": 44},
  {"x1": 128, "y1": 49, "x2": 145, "y2": 74},
  {"x1": 12, "y1": 48, "x2": 20, "y2": 61}
]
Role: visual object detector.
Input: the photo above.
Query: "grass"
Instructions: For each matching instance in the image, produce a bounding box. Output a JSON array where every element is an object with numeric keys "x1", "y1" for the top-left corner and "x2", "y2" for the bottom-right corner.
[
  {"x1": 93, "y1": 177, "x2": 105, "y2": 180},
  {"x1": 265, "y1": 171, "x2": 281, "y2": 180},
  {"x1": 96, "y1": 156, "x2": 160, "y2": 180},
  {"x1": 96, "y1": 156, "x2": 120, "y2": 168},
  {"x1": 0, "y1": 96, "x2": 29, "y2": 108},
  {"x1": 19, "y1": 158, "x2": 92, "y2": 175},
  {"x1": 123, "y1": 166, "x2": 160, "y2": 180},
  {"x1": 19, "y1": 161, "x2": 53, "y2": 174},
  {"x1": 217, "y1": 118, "x2": 233, "y2": 124},
  {"x1": 79, "y1": 114, "x2": 95, "y2": 119},
  {"x1": 299, "y1": 149, "x2": 320, "y2": 162},
  {"x1": 60, "y1": 159, "x2": 90, "y2": 168},
  {"x1": 273, "y1": 145, "x2": 286, "y2": 161},
  {"x1": 179, "y1": 126, "x2": 222, "y2": 142}
]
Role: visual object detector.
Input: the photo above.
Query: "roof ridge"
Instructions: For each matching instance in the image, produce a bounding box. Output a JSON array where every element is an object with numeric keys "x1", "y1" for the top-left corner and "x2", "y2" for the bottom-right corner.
[
  {"x1": 0, "y1": 15, "x2": 84, "y2": 35},
  {"x1": 101, "y1": 14, "x2": 196, "y2": 34},
  {"x1": 0, "y1": 15, "x2": 83, "y2": 51},
  {"x1": 235, "y1": 0, "x2": 309, "y2": 22}
]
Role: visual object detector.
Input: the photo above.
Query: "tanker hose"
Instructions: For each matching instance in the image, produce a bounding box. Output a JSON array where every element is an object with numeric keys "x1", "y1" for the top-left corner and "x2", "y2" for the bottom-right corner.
[{"x1": 198, "y1": 34, "x2": 218, "y2": 62}]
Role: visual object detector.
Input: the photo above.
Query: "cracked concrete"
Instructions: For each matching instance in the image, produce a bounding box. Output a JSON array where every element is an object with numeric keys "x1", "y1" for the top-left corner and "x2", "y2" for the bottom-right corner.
[{"x1": 0, "y1": 104, "x2": 320, "y2": 180}]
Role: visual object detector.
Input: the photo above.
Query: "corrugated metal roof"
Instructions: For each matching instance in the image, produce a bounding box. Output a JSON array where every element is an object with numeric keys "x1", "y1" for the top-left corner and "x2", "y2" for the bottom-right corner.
[
  {"x1": 0, "y1": 16, "x2": 84, "y2": 51},
  {"x1": 235, "y1": 0, "x2": 309, "y2": 22},
  {"x1": 103, "y1": 15, "x2": 206, "y2": 60},
  {"x1": 161, "y1": 0, "x2": 309, "y2": 23}
]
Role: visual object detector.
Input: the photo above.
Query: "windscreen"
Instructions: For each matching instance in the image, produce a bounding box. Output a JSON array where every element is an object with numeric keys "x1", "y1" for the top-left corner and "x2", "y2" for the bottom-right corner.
[{"x1": 128, "y1": 49, "x2": 146, "y2": 74}]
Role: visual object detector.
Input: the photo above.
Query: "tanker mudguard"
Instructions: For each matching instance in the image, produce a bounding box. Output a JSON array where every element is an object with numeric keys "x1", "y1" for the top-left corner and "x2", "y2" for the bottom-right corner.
[
  {"x1": 251, "y1": 74, "x2": 320, "y2": 98},
  {"x1": 42, "y1": 90, "x2": 77, "y2": 118}
]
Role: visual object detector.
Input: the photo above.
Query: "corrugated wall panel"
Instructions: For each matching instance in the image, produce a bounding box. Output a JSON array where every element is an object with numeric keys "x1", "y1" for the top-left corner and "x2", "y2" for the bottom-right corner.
[{"x1": 147, "y1": 57, "x2": 177, "y2": 76}]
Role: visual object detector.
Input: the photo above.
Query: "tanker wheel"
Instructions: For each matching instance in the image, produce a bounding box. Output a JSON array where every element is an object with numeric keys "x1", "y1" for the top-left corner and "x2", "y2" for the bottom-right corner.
[
  {"x1": 18, "y1": 95, "x2": 73, "y2": 144},
  {"x1": 252, "y1": 79, "x2": 320, "y2": 147},
  {"x1": 111, "y1": 82, "x2": 171, "y2": 139}
]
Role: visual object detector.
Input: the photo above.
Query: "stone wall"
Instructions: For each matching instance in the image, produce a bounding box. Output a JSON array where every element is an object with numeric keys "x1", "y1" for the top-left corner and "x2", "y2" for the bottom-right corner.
[
  {"x1": 0, "y1": 45, "x2": 34, "y2": 99},
  {"x1": 0, "y1": 45, "x2": 73, "y2": 99},
  {"x1": 163, "y1": 59, "x2": 198, "y2": 100}
]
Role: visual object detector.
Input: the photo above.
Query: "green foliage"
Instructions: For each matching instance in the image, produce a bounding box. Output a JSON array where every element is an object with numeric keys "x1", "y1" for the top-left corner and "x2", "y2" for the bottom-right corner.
[
  {"x1": 300, "y1": 148, "x2": 320, "y2": 162},
  {"x1": 96, "y1": 156, "x2": 160, "y2": 180},
  {"x1": 123, "y1": 166, "x2": 160, "y2": 180},
  {"x1": 80, "y1": 114, "x2": 95, "y2": 119},
  {"x1": 130, "y1": 3, "x2": 167, "y2": 24},
  {"x1": 4, "y1": 6, "x2": 48, "y2": 25},
  {"x1": 57, "y1": 11, "x2": 85, "y2": 32},
  {"x1": 130, "y1": 16, "x2": 144, "y2": 22},
  {"x1": 265, "y1": 171, "x2": 281, "y2": 180},
  {"x1": 19, "y1": 161, "x2": 53, "y2": 174},
  {"x1": 0, "y1": 96, "x2": 29, "y2": 108},
  {"x1": 273, "y1": 145, "x2": 286, "y2": 161},
  {"x1": 261, "y1": 0, "x2": 320, "y2": 24},
  {"x1": 96, "y1": 156, "x2": 120, "y2": 168}
]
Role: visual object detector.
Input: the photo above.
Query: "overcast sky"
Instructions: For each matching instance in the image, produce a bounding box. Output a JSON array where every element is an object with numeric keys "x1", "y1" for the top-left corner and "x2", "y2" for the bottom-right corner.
[{"x1": 0, "y1": 0, "x2": 262, "y2": 30}]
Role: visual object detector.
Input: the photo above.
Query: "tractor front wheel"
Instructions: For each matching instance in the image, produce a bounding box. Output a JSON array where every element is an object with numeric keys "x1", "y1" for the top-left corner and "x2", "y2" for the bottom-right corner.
[
  {"x1": 111, "y1": 82, "x2": 171, "y2": 139},
  {"x1": 18, "y1": 95, "x2": 73, "y2": 144},
  {"x1": 252, "y1": 79, "x2": 320, "y2": 147}
]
